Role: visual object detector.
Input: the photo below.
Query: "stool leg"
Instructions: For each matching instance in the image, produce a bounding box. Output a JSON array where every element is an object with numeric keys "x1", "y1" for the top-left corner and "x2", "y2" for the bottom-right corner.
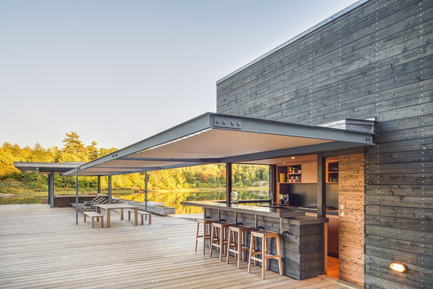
[
  {"x1": 141, "y1": 214, "x2": 144, "y2": 225},
  {"x1": 101, "y1": 216, "x2": 104, "y2": 228},
  {"x1": 84, "y1": 214, "x2": 87, "y2": 223},
  {"x1": 202, "y1": 219, "x2": 210, "y2": 255},
  {"x1": 148, "y1": 214, "x2": 152, "y2": 225},
  {"x1": 276, "y1": 235, "x2": 282, "y2": 275},
  {"x1": 92, "y1": 217, "x2": 95, "y2": 229},
  {"x1": 195, "y1": 222, "x2": 200, "y2": 252},
  {"x1": 248, "y1": 234, "x2": 254, "y2": 273},
  {"x1": 203, "y1": 223, "x2": 208, "y2": 255},
  {"x1": 262, "y1": 236, "x2": 266, "y2": 279},
  {"x1": 128, "y1": 210, "x2": 131, "y2": 221},
  {"x1": 210, "y1": 226, "x2": 215, "y2": 258},
  {"x1": 237, "y1": 231, "x2": 242, "y2": 268},
  {"x1": 219, "y1": 227, "x2": 224, "y2": 261},
  {"x1": 243, "y1": 231, "x2": 247, "y2": 262},
  {"x1": 226, "y1": 229, "x2": 232, "y2": 264},
  {"x1": 254, "y1": 235, "x2": 257, "y2": 266}
]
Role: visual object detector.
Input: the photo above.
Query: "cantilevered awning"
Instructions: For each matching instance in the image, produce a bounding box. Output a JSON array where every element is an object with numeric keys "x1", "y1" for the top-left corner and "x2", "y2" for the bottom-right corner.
[
  {"x1": 63, "y1": 113, "x2": 374, "y2": 177},
  {"x1": 14, "y1": 162, "x2": 85, "y2": 174}
]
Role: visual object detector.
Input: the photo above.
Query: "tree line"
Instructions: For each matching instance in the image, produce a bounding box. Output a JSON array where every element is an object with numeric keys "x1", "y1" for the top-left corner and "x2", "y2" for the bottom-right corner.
[{"x1": 0, "y1": 132, "x2": 269, "y2": 191}]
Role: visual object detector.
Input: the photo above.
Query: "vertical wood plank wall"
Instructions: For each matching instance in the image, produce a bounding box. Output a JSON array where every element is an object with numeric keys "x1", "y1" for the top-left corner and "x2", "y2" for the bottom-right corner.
[
  {"x1": 338, "y1": 154, "x2": 365, "y2": 286},
  {"x1": 216, "y1": 0, "x2": 433, "y2": 287}
]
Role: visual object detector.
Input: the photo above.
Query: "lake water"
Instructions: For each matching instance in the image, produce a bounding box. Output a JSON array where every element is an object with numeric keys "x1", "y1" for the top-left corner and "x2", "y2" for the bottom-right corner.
[{"x1": 114, "y1": 188, "x2": 270, "y2": 214}]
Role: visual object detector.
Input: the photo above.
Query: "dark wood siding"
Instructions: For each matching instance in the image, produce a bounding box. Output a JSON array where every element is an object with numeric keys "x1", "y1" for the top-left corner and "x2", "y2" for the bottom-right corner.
[
  {"x1": 206, "y1": 209, "x2": 325, "y2": 280},
  {"x1": 216, "y1": 0, "x2": 433, "y2": 287}
]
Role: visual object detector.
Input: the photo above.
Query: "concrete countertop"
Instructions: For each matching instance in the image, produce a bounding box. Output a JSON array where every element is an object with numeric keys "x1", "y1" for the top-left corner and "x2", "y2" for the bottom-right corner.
[{"x1": 181, "y1": 201, "x2": 327, "y2": 225}]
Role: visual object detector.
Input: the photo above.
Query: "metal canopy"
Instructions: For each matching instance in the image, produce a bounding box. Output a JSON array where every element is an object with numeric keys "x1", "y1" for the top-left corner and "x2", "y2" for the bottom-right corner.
[
  {"x1": 14, "y1": 162, "x2": 85, "y2": 174},
  {"x1": 63, "y1": 112, "x2": 374, "y2": 177}
]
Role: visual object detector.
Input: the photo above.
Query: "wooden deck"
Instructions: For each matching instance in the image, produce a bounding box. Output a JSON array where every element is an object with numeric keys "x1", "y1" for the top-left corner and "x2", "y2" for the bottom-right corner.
[{"x1": 0, "y1": 205, "x2": 359, "y2": 289}]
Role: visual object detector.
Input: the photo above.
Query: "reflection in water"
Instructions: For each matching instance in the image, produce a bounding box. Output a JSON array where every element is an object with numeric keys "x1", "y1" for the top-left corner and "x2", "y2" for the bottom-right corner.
[{"x1": 114, "y1": 189, "x2": 269, "y2": 214}]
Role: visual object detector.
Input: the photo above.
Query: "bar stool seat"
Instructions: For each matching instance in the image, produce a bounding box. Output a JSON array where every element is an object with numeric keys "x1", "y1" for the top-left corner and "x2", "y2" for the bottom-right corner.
[
  {"x1": 195, "y1": 218, "x2": 217, "y2": 254},
  {"x1": 227, "y1": 225, "x2": 253, "y2": 268},
  {"x1": 210, "y1": 221, "x2": 234, "y2": 261},
  {"x1": 248, "y1": 230, "x2": 283, "y2": 279}
]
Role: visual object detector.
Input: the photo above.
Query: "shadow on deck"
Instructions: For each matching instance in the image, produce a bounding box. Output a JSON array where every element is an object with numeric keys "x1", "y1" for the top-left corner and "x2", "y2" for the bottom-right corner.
[{"x1": 0, "y1": 205, "x2": 359, "y2": 289}]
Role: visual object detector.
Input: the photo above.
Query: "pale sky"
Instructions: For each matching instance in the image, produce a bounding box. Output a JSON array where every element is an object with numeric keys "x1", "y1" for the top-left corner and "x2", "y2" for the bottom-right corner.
[{"x1": 1, "y1": 0, "x2": 359, "y2": 149}]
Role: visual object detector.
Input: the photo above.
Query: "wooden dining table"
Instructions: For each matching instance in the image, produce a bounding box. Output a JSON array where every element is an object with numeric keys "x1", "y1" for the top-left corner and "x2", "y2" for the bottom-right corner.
[{"x1": 96, "y1": 204, "x2": 138, "y2": 227}]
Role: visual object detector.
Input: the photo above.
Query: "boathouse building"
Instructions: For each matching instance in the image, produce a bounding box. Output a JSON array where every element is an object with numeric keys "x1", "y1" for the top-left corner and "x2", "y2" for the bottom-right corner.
[{"x1": 216, "y1": 0, "x2": 432, "y2": 287}]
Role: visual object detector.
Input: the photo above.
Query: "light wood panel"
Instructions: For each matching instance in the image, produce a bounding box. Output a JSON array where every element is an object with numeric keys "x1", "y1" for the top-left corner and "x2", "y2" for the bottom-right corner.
[
  {"x1": 338, "y1": 154, "x2": 365, "y2": 286},
  {"x1": 0, "y1": 204, "x2": 360, "y2": 289}
]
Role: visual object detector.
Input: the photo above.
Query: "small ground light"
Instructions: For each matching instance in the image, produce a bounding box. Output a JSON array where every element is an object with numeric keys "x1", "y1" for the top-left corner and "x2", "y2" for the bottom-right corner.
[{"x1": 390, "y1": 263, "x2": 406, "y2": 273}]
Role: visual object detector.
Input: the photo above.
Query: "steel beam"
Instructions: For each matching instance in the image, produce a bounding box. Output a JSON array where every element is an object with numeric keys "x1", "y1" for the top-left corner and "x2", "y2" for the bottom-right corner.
[
  {"x1": 63, "y1": 113, "x2": 374, "y2": 177},
  {"x1": 75, "y1": 162, "x2": 204, "y2": 176},
  {"x1": 118, "y1": 157, "x2": 219, "y2": 163},
  {"x1": 63, "y1": 113, "x2": 215, "y2": 176},
  {"x1": 220, "y1": 141, "x2": 370, "y2": 163}
]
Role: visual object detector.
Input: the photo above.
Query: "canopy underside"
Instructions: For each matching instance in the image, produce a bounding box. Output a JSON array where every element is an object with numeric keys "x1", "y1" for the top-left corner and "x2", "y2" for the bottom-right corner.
[{"x1": 63, "y1": 113, "x2": 375, "y2": 176}]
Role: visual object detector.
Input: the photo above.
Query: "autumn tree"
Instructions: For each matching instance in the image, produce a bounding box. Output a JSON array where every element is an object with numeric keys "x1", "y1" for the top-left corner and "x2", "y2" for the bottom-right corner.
[
  {"x1": 87, "y1": 141, "x2": 98, "y2": 161},
  {"x1": 61, "y1": 132, "x2": 87, "y2": 162}
]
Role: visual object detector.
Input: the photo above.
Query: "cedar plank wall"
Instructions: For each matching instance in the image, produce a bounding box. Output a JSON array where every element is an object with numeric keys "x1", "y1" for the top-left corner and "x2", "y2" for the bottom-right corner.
[
  {"x1": 339, "y1": 154, "x2": 365, "y2": 286},
  {"x1": 216, "y1": 0, "x2": 433, "y2": 288}
]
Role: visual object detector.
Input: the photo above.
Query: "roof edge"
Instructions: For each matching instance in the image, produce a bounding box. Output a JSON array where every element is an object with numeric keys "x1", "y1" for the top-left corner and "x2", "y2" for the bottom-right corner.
[{"x1": 216, "y1": 0, "x2": 369, "y2": 85}]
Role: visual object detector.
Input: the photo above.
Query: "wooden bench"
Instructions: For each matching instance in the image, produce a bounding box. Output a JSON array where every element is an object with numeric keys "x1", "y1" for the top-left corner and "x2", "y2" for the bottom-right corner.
[
  {"x1": 84, "y1": 211, "x2": 104, "y2": 228},
  {"x1": 128, "y1": 210, "x2": 151, "y2": 225}
]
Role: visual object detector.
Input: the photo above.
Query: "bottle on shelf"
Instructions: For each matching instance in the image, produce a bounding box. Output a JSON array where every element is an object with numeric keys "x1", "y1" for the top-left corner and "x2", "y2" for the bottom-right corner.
[{"x1": 280, "y1": 173, "x2": 285, "y2": 183}]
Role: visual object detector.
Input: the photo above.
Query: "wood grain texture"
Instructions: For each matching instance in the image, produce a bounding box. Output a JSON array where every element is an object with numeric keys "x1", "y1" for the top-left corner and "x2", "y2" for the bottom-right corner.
[
  {"x1": 206, "y1": 208, "x2": 325, "y2": 281},
  {"x1": 216, "y1": 0, "x2": 432, "y2": 287},
  {"x1": 0, "y1": 205, "x2": 359, "y2": 289},
  {"x1": 338, "y1": 154, "x2": 365, "y2": 287}
]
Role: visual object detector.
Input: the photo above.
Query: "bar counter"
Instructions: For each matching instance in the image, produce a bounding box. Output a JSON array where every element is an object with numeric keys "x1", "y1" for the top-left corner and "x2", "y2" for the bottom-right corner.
[{"x1": 181, "y1": 200, "x2": 327, "y2": 280}]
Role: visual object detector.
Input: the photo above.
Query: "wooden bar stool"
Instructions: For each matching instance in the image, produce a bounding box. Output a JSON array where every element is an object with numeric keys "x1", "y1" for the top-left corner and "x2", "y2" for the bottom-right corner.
[
  {"x1": 227, "y1": 225, "x2": 253, "y2": 268},
  {"x1": 248, "y1": 230, "x2": 283, "y2": 279},
  {"x1": 210, "y1": 221, "x2": 234, "y2": 261},
  {"x1": 195, "y1": 218, "x2": 217, "y2": 254}
]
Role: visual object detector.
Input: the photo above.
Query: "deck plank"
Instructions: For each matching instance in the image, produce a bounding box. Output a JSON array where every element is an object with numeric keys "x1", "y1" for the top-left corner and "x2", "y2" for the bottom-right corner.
[{"x1": 0, "y1": 205, "x2": 357, "y2": 289}]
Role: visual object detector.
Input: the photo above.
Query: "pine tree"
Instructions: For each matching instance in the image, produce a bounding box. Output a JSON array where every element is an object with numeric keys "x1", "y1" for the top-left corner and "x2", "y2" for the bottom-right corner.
[{"x1": 87, "y1": 141, "x2": 98, "y2": 160}]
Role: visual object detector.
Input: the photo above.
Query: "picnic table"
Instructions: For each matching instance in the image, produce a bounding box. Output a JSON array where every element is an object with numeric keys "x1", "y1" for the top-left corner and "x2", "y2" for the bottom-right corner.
[{"x1": 96, "y1": 204, "x2": 138, "y2": 227}]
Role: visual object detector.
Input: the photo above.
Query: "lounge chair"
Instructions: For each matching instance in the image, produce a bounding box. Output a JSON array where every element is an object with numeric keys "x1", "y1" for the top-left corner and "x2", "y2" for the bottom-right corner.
[{"x1": 71, "y1": 195, "x2": 117, "y2": 213}]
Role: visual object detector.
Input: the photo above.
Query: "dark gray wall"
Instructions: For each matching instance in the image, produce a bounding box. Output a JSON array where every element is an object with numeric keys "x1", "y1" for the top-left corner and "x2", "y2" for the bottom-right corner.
[
  {"x1": 216, "y1": 0, "x2": 433, "y2": 288},
  {"x1": 207, "y1": 209, "x2": 325, "y2": 280}
]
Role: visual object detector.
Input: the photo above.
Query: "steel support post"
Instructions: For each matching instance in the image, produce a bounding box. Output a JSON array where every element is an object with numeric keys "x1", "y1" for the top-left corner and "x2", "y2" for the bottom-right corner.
[
  {"x1": 48, "y1": 172, "x2": 54, "y2": 208},
  {"x1": 108, "y1": 176, "x2": 112, "y2": 202},
  {"x1": 226, "y1": 163, "x2": 232, "y2": 207},
  {"x1": 75, "y1": 169, "x2": 79, "y2": 225},
  {"x1": 317, "y1": 152, "x2": 326, "y2": 218},
  {"x1": 145, "y1": 171, "x2": 148, "y2": 220},
  {"x1": 97, "y1": 176, "x2": 101, "y2": 195},
  {"x1": 269, "y1": 165, "x2": 277, "y2": 205},
  {"x1": 145, "y1": 171, "x2": 148, "y2": 212}
]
